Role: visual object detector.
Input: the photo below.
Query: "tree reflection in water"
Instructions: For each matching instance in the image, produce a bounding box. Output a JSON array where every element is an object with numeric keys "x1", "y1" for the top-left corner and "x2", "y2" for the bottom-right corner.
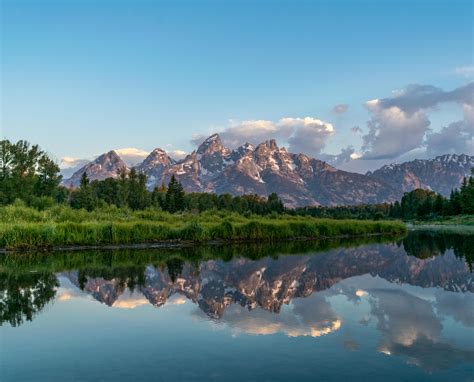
[{"x1": 0, "y1": 271, "x2": 58, "y2": 327}]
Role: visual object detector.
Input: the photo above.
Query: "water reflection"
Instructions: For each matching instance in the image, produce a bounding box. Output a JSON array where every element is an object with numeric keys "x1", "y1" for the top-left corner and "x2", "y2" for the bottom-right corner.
[
  {"x1": 0, "y1": 271, "x2": 58, "y2": 327},
  {"x1": 1, "y1": 232, "x2": 472, "y2": 326},
  {"x1": 1, "y1": 231, "x2": 473, "y2": 377}
]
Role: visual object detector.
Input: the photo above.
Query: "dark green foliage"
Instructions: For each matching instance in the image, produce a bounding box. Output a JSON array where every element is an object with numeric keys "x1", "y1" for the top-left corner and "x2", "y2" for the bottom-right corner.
[
  {"x1": 127, "y1": 169, "x2": 150, "y2": 210},
  {"x1": 403, "y1": 230, "x2": 474, "y2": 271},
  {"x1": 164, "y1": 175, "x2": 185, "y2": 213},
  {"x1": 295, "y1": 203, "x2": 392, "y2": 220},
  {"x1": 386, "y1": 171, "x2": 474, "y2": 220},
  {"x1": 70, "y1": 173, "x2": 98, "y2": 211},
  {"x1": 0, "y1": 271, "x2": 58, "y2": 327},
  {"x1": 267, "y1": 192, "x2": 285, "y2": 214},
  {"x1": 0, "y1": 139, "x2": 63, "y2": 205},
  {"x1": 182, "y1": 191, "x2": 285, "y2": 215},
  {"x1": 69, "y1": 168, "x2": 150, "y2": 211}
]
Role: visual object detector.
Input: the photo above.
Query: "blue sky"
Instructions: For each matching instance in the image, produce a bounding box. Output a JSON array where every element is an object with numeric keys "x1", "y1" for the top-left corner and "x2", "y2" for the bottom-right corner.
[{"x1": 1, "y1": 0, "x2": 473, "y2": 172}]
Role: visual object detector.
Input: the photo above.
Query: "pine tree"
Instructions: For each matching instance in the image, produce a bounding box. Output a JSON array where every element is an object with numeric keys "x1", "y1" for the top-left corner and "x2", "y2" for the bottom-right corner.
[
  {"x1": 80, "y1": 172, "x2": 89, "y2": 188},
  {"x1": 165, "y1": 175, "x2": 185, "y2": 213},
  {"x1": 267, "y1": 192, "x2": 284, "y2": 214}
]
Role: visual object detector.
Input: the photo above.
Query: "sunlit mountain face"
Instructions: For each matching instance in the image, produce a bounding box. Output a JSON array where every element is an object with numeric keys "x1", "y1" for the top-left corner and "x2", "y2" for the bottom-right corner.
[{"x1": 1, "y1": 231, "x2": 473, "y2": 380}]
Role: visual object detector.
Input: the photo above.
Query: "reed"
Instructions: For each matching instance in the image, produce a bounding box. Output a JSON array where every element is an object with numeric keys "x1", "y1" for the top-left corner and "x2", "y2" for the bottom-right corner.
[{"x1": 0, "y1": 204, "x2": 407, "y2": 249}]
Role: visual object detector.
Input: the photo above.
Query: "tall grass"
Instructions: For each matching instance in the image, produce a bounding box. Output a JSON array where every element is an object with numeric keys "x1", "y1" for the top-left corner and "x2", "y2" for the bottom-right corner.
[{"x1": 0, "y1": 203, "x2": 407, "y2": 249}]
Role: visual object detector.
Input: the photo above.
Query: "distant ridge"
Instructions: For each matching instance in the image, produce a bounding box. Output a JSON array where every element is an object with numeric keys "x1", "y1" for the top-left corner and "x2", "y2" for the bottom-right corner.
[{"x1": 366, "y1": 154, "x2": 474, "y2": 197}]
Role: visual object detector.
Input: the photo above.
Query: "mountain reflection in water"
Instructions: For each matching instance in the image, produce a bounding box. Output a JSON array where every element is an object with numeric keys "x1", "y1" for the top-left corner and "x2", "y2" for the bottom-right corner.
[{"x1": 1, "y1": 231, "x2": 473, "y2": 380}]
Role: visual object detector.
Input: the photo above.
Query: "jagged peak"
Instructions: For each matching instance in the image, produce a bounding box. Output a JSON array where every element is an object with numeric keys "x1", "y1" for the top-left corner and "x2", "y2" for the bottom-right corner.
[
  {"x1": 151, "y1": 147, "x2": 167, "y2": 154},
  {"x1": 138, "y1": 147, "x2": 174, "y2": 168},
  {"x1": 372, "y1": 153, "x2": 474, "y2": 173},
  {"x1": 64, "y1": 150, "x2": 128, "y2": 186},
  {"x1": 197, "y1": 133, "x2": 224, "y2": 155},
  {"x1": 435, "y1": 153, "x2": 472, "y2": 163},
  {"x1": 234, "y1": 142, "x2": 255, "y2": 153},
  {"x1": 90, "y1": 150, "x2": 127, "y2": 167},
  {"x1": 204, "y1": 133, "x2": 221, "y2": 142},
  {"x1": 98, "y1": 150, "x2": 120, "y2": 159},
  {"x1": 256, "y1": 139, "x2": 278, "y2": 152}
]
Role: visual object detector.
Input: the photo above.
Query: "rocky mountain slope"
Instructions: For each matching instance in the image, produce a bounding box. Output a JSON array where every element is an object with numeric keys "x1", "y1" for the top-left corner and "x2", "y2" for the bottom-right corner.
[
  {"x1": 64, "y1": 150, "x2": 129, "y2": 187},
  {"x1": 367, "y1": 154, "x2": 474, "y2": 197},
  {"x1": 63, "y1": 134, "x2": 473, "y2": 206}
]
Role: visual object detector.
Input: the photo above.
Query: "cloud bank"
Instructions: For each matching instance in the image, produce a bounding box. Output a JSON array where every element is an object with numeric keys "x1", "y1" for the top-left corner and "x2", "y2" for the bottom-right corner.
[
  {"x1": 193, "y1": 117, "x2": 335, "y2": 157},
  {"x1": 361, "y1": 82, "x2": 474, "y2": 160}
]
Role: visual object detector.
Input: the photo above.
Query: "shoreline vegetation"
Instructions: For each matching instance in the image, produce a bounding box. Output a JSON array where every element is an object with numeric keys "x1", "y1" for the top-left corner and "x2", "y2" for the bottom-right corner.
[
  {"x1": 0, "y1": 203, "x2": 406, "y2": 250},
  {"x1": 412, "y1": 215, "x2": 474, "y2": 226}
]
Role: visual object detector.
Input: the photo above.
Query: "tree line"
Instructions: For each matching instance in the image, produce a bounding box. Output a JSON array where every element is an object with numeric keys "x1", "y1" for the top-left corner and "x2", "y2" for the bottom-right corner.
[
  {"x1": 293, "y1": 174, "x2": 474, "y2": 221},
  {"x1": 72, "y1": 170, "x2": 285, "y2": 215},
  {"x1": 388, "y1": 173, "x2": 474, "y2": 220}
]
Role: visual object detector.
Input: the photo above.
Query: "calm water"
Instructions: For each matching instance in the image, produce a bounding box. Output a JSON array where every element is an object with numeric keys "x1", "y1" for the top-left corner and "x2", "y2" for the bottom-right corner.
[{"x1": 1, "y1": 232, "x2": 473, "y2": 381}]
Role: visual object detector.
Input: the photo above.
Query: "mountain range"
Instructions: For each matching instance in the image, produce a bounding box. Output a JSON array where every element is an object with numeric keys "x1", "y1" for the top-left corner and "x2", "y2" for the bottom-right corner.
[{"x1": 63, "y1": 134, "x2": 473, "y2": 207}]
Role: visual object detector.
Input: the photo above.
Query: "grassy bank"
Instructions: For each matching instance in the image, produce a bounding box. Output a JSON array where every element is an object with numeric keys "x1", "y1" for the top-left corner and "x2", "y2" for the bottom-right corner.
[
  {"x1": 413, "y1": 215, "x2": 474, "y2": 226},
  {"x1": 0, "y1": 203, "x2": 407, "y2": 250}
]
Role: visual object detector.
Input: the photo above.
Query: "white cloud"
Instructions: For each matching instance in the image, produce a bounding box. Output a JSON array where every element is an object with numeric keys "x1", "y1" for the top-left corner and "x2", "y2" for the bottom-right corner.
[
  {"x1": 425, "y1": 119, "x2": 474, "y2": 157},
  {"x1": 59, "y1": 156, "x2": 92, "y2": 178},
  {"x1": 320, "y1": 146, "x2": 356, "y2": 167},
  {"x1": 115, "y1": 147, "x2": 149, "y2": 166},
  {"x1": 59, "y1": 156, "x2": 90, "y2": 169},
  {"x1": 370, "y1": 83, "x2": 473, "y2": 114},
  {"x1": 286, "y1": 118, "x2": 334, "y2": 155},
  {"x1": 168, "y1": 150, "x2": 187, "y2": 160},
  {"x1": 361, "y1": 82, "x2": 474, "y2": 160},
  {"x1": 455, "y1": 65, "x2": 474, "y2": 78},
  {"x1": 362, "y1": 106, "x2": 430, "y2": 160},
  {"x1": 219, "y1": 293, "x2": 341, "y2": 338},
  {"x1": 112, "y1": 295, "x2": 149, "y2": 309},
  {"x1": 350, "y1": 152, "x2": 362, "y2": 160},
  {"x1": 193, "y1": 116, "x2": 335, "y2": 157}
]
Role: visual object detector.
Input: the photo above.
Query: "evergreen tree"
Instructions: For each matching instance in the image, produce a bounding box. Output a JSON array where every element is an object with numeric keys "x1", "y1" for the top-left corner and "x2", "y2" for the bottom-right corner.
[
  {"x1": 433, "y1": 194, "x2": 445, "y2": 216},
  {"x1": 266, "y1": 192, "x2": 284, "y2": 214},
  {"x1": 80, "y1": 172, "x2": 89, "y2": 188},
  {"x1": 70, "y1": 172, "x2": 97, "y2": 210},
  {"x1": 151, "y1": 184, "x2": 166, "y2": 209},
  {"x1": 165, "y1": 175, "x2": 185, "y2": 213}
]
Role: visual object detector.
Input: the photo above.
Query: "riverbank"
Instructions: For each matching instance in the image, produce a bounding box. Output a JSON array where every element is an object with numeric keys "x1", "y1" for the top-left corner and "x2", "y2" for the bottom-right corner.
[
  {"x1": 412, "y1": 215, "x2": 474, "y2": 226},
  {"x1": 0, "y1": 204, "x2": 406, "y2": 250},
  {"x1": 409, "y1": 215, "x2": 474, "y2": 234}
]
